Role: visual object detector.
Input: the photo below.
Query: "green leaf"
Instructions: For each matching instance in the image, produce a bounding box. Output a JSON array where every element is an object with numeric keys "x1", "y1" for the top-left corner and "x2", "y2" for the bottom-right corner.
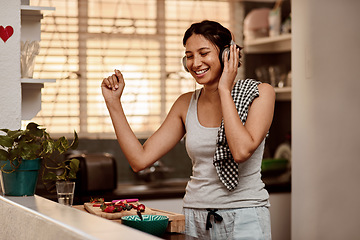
[
  {"x1": 42, "y1": 171, "x2": 58, "y2": 181},
  {"x1": 60, "y1": 137, "x2": 69, "y2": 150},
  {"x1": 7, "y1": 130, "x2": 24, "y2": 140},
  {"x1": 26, "y1": 122, "x2": 40, "y2": 130},
  {"x1": 70, "y1": 158, "x2": 80, "y2": 170},
  {"x1": 26, "y1": 122, "x2": 44, "y2": 138},
  {"x1": 56, "y1": 171, "x2": 67, "y2": 181},
  {"x1": 70, "y1": 131, "x2": 79, "y2": 150},
  {"x1": 0, "y1": 149, "x2": 9, "y2": 161},
  {"x1": 17, "y1": 141, "x2": 42, "y2": 160},
  {"x1": 8, "y1": 149, "x2": 21, "y2": 161},
  {"x1": 42, "y1": 139, "x2": 55, "y2": 155},
  {"x1": 0, "y1": 129, "x2": 9, "y2": 133},
  {"x1": 54, "y1": 137, "x2": 68, "y2": 154},
  {"x1": 68, "y1": 171, "x2": 77, "y2": 179},
  {"x1": 66, "y1": 158, "x2": 79, "y2": 180},
  {"x1": 0, "y1": 135, "x2": 14, "y2": 148}
]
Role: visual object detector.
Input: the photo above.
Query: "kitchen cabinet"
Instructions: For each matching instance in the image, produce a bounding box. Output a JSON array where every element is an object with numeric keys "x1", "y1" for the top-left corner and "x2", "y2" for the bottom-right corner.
[{"x1": 20, "y1": 4, "x2": 55, "y2": 120}]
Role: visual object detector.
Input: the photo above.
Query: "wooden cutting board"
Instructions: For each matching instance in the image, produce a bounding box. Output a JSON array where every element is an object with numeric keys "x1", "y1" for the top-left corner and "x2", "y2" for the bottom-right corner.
[
  {"x1": 148, "y1": 208, "x2": 185, "y2": 233},
  {"x1": 79, "y1": 203, "x2": 185, "y2": 233},
  {"x1": 83, "y1": 202, "x2": 155, "y2": 220}
]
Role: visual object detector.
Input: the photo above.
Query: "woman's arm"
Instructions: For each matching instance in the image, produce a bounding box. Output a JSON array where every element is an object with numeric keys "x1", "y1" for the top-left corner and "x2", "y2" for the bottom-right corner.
[
  {"x1": 219, "y1": 83, "x2": 275, "y2": 163},
  {"x1": 102, "y1": 70, "x2": 189, "y2": 172},
  {"x1": 217, "y1": 45, "x2": 275, "y2": 163}
]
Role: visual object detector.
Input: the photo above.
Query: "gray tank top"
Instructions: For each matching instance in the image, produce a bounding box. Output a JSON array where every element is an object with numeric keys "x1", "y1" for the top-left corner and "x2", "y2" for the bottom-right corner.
[{"x1": 183, "y1": 89, "x2": 270, "y2": 209}]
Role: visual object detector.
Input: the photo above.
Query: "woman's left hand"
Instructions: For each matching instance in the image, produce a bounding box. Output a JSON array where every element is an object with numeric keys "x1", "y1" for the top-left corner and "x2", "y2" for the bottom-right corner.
[{"x1": 218, "y1": 44, "x2": 240, "y2": 92}]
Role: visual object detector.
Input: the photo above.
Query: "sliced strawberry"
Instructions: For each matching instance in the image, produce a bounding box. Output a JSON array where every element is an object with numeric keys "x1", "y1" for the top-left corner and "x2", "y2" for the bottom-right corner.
[
  {"x1": 104, "y1": 205, "x2": 116, "y2": 213},
  {"x1": 137, "y1": 204, "x2": 145, "y2": 212}
]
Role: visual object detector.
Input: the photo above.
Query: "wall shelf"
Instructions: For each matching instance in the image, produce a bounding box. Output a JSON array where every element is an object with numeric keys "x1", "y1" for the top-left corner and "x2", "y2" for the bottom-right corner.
[
  {"x1": 274, "y1": 87, "x2": 291, "y2": 101},
  {"x1": 244, "y1": 34, "x2": 291, "y2": 54},
  {"x1": 21, "y1": 78, "x2": 56, "y2": 84},
  {"x1": 21, "y1": 79, "x2": 55, "y2": 121},
  {"x1": 20, "y1": 5, "x2": 56, "y2": 120},
  {"x1": 20, "y1": 5, "x2": 56, "y2": 11}
]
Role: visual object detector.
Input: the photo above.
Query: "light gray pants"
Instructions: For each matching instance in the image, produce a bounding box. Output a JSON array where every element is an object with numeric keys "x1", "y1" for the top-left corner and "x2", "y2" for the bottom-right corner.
[{"x1": 183, "y1": 207, "x2": 271, "y2": 240}]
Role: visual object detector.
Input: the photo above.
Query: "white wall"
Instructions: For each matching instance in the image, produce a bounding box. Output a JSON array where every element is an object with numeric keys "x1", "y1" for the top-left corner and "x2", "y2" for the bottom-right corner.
[
  {"x1": 0, "y1": 0, "x2": 21, "y2": 130},
  {"x1": 269, "y1": 193, "x2": 291, "y2": 240},
  {"x1": 292, "y1": 0, "x2": 360, "y2": 239}
]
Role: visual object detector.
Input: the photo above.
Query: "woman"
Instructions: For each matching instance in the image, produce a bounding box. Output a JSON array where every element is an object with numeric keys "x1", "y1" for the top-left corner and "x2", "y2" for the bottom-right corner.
[{"x1": 101, "y1": 20, "x2": 275, "y2": 239}]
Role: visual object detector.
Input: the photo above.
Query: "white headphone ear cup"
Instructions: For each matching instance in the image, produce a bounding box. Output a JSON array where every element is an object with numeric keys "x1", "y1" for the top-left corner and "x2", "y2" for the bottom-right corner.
[
  {"x1": 221, "y1": 47, "x2": 230, "y2": 64},
  {"x1": 221, "y1": 46, "x2": 241, "y2": 68},
  {"x1": 182, "y1": 56, "x2": 189, "y2": 72}
]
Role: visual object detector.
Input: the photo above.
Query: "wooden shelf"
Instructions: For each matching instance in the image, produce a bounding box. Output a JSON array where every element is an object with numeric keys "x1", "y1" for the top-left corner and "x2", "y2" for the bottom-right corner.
[
  {"x1": 274, "y1": 86, "x2": 291, "y2": 101},
  {"x1": 244, "y1": 34, "x2": 291, "y2": 54},
  {"x1": 274, "y1": 86, "x2": 291, "y2": 93}
]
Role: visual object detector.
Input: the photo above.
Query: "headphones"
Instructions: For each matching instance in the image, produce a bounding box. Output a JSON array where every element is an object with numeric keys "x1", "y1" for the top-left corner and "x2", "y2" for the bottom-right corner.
[{"x1": 182, "y1": 40, "x2": 241, "y2": 72}]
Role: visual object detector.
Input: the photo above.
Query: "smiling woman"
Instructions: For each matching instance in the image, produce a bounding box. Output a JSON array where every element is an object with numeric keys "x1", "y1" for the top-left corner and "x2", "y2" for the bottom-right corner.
[
  {"x1": 101, "y1": 19, "x2": 275, "y2": 239},
  {"x1": 26, "y1": 0, "x2": 234, "y2": 139}
]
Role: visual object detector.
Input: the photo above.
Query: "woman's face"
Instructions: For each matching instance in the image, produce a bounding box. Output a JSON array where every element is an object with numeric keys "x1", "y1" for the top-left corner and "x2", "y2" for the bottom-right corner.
[{"x1": 184, "y1": 34, "x2": 222, "y2": 85}]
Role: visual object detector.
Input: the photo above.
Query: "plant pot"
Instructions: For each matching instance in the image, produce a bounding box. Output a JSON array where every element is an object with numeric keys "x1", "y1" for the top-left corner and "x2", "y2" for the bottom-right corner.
[{"x1": 1, "y1": 158, "x2": 41, "y2": 196}]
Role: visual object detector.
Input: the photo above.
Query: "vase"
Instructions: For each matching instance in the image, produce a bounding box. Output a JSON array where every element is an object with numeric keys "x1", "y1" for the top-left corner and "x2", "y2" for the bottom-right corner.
[{"x1": 0, "y1": 158, "x2": 41, "y2": 196}]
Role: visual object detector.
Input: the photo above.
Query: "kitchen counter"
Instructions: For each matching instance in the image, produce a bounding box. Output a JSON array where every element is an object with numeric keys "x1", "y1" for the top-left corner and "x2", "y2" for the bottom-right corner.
[
  {"x1": 0, "y1": 194, "x2": 161, "y2": 239},
  {"x1": 36, "y1": 177, "x2": 289, "y2": 205},
  {"x1": 36, "y1": 178, "x2": 189, "y2": 205}
]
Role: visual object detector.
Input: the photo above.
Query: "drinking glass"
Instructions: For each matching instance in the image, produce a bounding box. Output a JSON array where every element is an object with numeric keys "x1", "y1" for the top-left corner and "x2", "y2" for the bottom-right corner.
[{"x1": 56, "y1": 181, "x2": 75, "y2": 206}]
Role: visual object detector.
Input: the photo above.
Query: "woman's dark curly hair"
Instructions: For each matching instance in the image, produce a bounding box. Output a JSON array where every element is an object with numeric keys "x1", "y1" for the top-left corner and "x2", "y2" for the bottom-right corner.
[{"x1": 183, "y1": 20, "x2": 242, "y2": 66}]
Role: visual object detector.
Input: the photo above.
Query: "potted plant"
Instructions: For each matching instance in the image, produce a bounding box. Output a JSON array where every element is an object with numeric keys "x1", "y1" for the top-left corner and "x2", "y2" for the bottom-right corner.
[{"x1": 0, "y1": 122, "x2": 79, "y2": 196}]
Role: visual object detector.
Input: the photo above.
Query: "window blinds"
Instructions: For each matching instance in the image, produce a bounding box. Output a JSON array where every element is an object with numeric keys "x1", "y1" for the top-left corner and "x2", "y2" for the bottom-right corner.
[{"x1": 27, "y1": 0, "x2": 231, "y2": 139}]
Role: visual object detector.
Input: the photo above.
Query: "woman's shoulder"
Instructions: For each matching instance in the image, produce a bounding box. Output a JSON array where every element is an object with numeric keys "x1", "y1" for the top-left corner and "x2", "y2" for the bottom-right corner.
[
  {"x1": 176, "y1": 91, "x2": 196, "y2": 104},
  {"x1": 238, "y1": 79, "x2": 275, "y2": 94},
  {"x1": 257, "y1": 82, "x2": 275, "y2": 97},
  {"x1": 170, "y1": 91, "x2": 195, "y2": 112},
  {"x1": 235, "y1": 79, "x2": 275, "y2": 101}
]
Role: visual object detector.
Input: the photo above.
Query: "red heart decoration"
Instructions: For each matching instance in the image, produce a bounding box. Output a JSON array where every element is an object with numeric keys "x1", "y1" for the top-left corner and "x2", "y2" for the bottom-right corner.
[{"x1": 0, "y1": 26, "x2": 14, "y2": 43}]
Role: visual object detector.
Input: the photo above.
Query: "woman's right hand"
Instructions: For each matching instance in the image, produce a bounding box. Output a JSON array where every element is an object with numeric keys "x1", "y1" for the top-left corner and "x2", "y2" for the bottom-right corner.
[{"x1": 101, "y1": 69, "x2": 125, "y2": 104}]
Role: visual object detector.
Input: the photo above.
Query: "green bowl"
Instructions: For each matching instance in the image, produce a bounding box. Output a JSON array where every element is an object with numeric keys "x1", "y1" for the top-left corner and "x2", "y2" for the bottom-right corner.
[
  {"x1": 121, "y1": 215, "x2": 169, "y2": 237},
  {"x1": 261, "y1": 158, "x2": 289, "y2": 173}
]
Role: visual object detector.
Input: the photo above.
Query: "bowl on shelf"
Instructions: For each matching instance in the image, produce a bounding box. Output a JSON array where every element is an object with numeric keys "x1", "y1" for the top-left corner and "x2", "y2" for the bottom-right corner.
[
  {"x1": 261, "y1": 158, "x2": 289, "y2": 174},
  {"x1": 121, "y1": 215, "x2": 169, "y2": 237}
]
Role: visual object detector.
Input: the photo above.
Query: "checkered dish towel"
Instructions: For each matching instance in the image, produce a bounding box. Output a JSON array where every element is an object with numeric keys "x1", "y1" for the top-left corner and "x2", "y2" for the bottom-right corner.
[{"x1": 213, "y1": 79, "x2": 261, "y2": 191}]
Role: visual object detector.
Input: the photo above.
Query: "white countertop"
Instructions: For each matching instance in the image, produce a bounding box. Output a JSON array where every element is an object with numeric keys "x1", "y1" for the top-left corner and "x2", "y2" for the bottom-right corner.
[{"x1": 0, "y1": 195, "x2": 160, "y2": 240}]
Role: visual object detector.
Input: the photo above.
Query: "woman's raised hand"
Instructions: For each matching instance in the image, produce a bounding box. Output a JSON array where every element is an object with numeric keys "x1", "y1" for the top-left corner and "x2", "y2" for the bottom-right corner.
[
  {"x1": 101, "y1": 69, "x2": 125, "y2": 104},
  {"x1": 218, "y1": 44, "x2": 240, "y2": 92}
]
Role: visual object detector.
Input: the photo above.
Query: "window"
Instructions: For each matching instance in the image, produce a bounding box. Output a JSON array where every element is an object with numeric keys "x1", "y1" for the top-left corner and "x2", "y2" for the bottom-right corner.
[{"x1": 27, "y1": 0, "x2": 233, "y2": 139}]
